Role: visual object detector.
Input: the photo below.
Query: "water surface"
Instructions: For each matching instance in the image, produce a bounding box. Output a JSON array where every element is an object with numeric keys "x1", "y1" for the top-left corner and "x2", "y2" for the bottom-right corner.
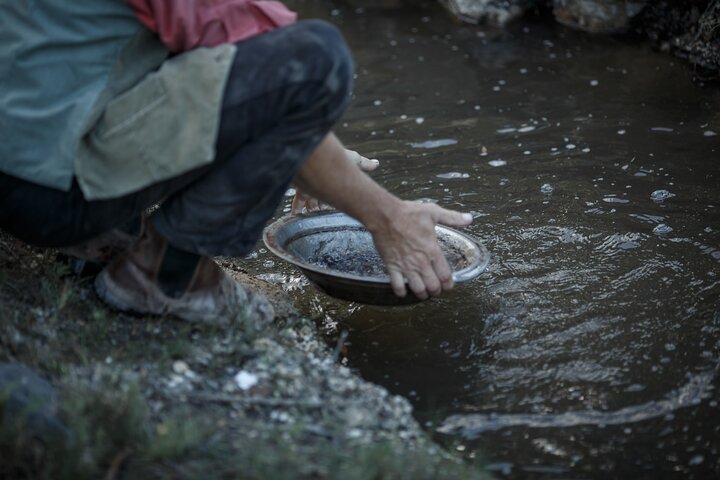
[{"x1": 251, "y1": 2, "x2": 720, "y2": 478}]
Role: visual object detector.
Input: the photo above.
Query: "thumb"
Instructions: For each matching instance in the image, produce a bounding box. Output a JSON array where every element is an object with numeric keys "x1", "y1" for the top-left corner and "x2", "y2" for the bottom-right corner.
[
  {"x1": 357, "y1": 157, "x2": 380, "y2": 172},
  {"x1": 434, "y1": 207, "x2": 473, "y2": 227}
]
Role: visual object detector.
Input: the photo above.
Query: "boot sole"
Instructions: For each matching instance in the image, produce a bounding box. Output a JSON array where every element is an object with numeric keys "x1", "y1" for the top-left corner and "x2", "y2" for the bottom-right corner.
[
  {"x1": 95, "y1": 268, "x2": 228, "y2": 324},
  {"x1": 94, "y1": 269, "x2": 158, "y2": 317}
]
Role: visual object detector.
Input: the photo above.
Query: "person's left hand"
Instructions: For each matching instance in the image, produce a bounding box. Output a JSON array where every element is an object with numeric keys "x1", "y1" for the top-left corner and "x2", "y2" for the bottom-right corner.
[{"x1": 291, "y1": 149, "x2": 379, "y2": 214}]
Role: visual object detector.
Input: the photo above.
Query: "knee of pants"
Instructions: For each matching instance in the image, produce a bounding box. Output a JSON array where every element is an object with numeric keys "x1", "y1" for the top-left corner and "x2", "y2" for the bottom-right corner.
[{"x1": 287, "y1": 20, "x2": 354, "y2": 115}]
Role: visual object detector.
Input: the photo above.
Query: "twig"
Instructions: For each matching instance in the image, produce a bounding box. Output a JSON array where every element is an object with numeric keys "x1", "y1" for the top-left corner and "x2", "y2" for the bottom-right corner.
[
  {"x1": 332, "y1": 330, "x2": 349, "y2": 363},
  {"x1": 103, "y1": 448, "x2": 131, "y2": 480},
  {"x1": 184, "y1": 392, "x2": 322, "y2": 408}
]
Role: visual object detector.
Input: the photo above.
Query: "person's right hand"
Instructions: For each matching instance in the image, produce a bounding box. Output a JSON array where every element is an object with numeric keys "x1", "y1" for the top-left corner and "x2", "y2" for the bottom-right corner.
[{"x1": 368, "y1": 200, "x2": 473, "y2": 300}]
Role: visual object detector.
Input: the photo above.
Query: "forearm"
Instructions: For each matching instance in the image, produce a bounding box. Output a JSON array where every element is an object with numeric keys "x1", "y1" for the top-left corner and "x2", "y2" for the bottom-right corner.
[
  {"x1": 294, "y1": 133, "x2": 401, "y2": 234},
  {"x1": 295, "y1": 132, "x2": 472, "y2": 299}
]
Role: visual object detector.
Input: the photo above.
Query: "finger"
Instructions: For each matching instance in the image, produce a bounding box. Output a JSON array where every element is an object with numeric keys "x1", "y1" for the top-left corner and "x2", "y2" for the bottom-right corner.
[
  {"x1": 389, "y1": 268, "x2": 406, "y2": 297},
  {"x1": 432, "y1": 250, "x2": 454, "y2": 291},
  {"x1": 406, "y1": 271, "x2": 428, "y2": 300},
  {"x1": 420, "y1": 264, "x2": 442, "y2": 297},
  {"x1": 433, "y1": 206, "x2": 473, "y2": 227},
  {"x1": 306, "y1": 197, "x2": 320, "y2": 212},
  {"x1": 358, "y1": 157, "x2": 380, "y2": 172},
  {"x1": 347, "y1": 149, "x2": 380, "y2": 172},
  {"x1": 291, "y1": 192, "x2": 306, "y2": 215}
]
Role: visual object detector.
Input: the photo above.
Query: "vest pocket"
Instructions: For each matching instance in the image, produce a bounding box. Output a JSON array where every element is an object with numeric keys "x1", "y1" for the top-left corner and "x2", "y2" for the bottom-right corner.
[{"x1": 95, "y1": 73, "x2": 168, "y2": 140}]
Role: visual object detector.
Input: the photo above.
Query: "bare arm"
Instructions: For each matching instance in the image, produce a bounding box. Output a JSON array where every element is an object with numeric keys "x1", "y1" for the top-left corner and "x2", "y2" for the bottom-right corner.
[{"x1": 294, "y1": 133, "x2": 473, "y2": 299}]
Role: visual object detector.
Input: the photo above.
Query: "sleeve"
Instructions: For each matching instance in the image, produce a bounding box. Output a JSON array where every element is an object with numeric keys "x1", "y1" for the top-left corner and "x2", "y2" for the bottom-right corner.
[{"x1": 127, "y1": 0, "x2": 297, "y2": 53}]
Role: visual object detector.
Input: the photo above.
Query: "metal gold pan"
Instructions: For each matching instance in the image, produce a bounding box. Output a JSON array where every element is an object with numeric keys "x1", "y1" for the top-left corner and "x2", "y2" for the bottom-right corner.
[{"x1": 263, "y1": 211, "x2": 490, "y2": 305}]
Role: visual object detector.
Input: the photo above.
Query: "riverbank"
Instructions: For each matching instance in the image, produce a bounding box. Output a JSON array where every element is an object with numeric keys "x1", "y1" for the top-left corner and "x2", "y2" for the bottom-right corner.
[
  {"x1": 434, "y1": 0, "x2": 720, "y2": 78},
  {"x1": 0, "y1": 232, "x2": 488, "y2": 479}
]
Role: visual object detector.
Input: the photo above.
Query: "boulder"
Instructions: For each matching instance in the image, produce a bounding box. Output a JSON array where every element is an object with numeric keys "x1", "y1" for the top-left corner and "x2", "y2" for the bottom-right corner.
[
  {"x1": 441, "y1": 0, "x2": 539, "y2": 26},
  {"x1": 552, "y1": 0, "x2": 647, "y2": 33},
  {"x1": 0, "y1": 363, "x2": 71, "y2": 445}
]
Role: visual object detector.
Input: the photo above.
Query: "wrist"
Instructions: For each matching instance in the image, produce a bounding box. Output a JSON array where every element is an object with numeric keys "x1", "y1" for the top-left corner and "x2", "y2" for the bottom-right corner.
[{"x1": 359, "y1": 193, "x2": 405, "y2": 236}]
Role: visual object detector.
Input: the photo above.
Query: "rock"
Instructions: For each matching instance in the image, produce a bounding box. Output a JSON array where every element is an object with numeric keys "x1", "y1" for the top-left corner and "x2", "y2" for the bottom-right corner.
[
  {"x1": 441, "y1": 0, "x2": 538, "y2": 26},
  {"x1": 552, "y1": 0, "x2": 647, "y2": 33},
  {"x1": 636, "y1": 0, "x2": 720, "y2": 74},
  {"x1": 0, "y1": 363, "x2": 72, "y2": 444},
  {"x1": 342, "y1": 0, "x2": 406, "y2": 8}
]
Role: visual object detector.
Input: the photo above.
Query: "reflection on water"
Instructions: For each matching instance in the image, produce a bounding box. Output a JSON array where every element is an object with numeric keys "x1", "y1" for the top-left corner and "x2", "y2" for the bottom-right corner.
[{"x1": 250, "y1": 1, "x2": 720, "y2": 478}]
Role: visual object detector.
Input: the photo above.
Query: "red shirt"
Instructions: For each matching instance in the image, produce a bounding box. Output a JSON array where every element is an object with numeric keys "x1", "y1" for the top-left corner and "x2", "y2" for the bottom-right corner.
[{"x1": 127, "y1": 0, "x2": 297, "y2": 52}]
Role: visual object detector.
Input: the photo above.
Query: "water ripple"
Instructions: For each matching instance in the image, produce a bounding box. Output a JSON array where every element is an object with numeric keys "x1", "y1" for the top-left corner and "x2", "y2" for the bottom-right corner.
[{"x1": 438, "y1": 366, "x2": 718, "y2": 438}]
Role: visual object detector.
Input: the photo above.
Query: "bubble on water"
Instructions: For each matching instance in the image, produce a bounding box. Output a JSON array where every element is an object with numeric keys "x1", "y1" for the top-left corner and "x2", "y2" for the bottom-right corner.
[
  {"x1": 650, "y1": 189, "x2": 676, "y2": 202},
  {"x1": 653, "y1": 224, "x2": 673, "y2": 235},
  {"x1": 330, "y1": 8, "x2": 340, "y2": 16},
  {"x1": 285, "y1": 188, "x2": 296, "y2": 197},
  {"x1": 617, "y1": 129, "x2": 626, "y2": 135},
  {"x1": 519, "y1": 68, "x2": 528, "y2": 74},
  {"x1": 409, "y1": 138, "x2": 458, "y2": 149},
  {"x1": 603, "y1": 196, "x2": 629, "y2": 204},
  {"x1": 523, "y1": 150, "x2": 531, "y2": 155},
  {"x1": 625, "y1": 384, "x2": 644, "y2": 392},
  {"x1": 480, "y1": 146, "x2": 488, "y2": 156},
  {"x1": 488, "y1": 159, "x2": 507, "y2": 167},
  {"x1": 400, "y1": 114, "x2": 408, "y2": 120},
  {"x1": 704, "y1": 130, "x2": 718, "y2": 137},
  {"x1": 436, "y1": 172, "x2": 470, "y2": 179},
  {"x1": 497, "y1": 127, "x2": 516, "y2": 134},
  {"x1": 493, "y1": 86, "x2": 501, "y2": 92},
  {"x1": 590, "y1": 79, "x2": 599, "y2": 86},
  {"x1": 689, "y1": 455, "x2": 704, "y2": 466},
  {"x1": 540, "y1": 183, "x2": 554, "y2": 194},
  {"x1": 518, "y1": 126, "x2": 536, "y2": 133},
  {"x1": 263, "y1": 260, "x2": 275, "y2": 268},
  {"x1": 566, "y1": 143, "x2": 577, "y2": 149},
  {"x1": 582, "y1": 147, "x2": 591, "y2": 153},
  {"x1": 664, "y1": 343, "x2": 676, "y2": 351},
  {"x1": 415, "y1": 117, "x2": 425, "y2": 124},
  {"x1": 373, "y1": 99, "x2": 382, "y2": 106}
]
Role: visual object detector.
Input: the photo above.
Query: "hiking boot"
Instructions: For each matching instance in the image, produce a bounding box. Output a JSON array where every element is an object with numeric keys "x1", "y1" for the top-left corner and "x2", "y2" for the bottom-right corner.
[
  {"x1": 94, "y1": 219, "x2": 274, "y2": 324},
  {"x1": 57, "y1": 216, "x2": 141, "y2": 276}
]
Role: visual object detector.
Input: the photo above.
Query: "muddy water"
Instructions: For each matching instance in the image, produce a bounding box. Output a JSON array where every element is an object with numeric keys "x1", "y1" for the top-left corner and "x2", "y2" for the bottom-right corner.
[{"x1": 249, "y1": 2, "x2": 720, "y2": 478}]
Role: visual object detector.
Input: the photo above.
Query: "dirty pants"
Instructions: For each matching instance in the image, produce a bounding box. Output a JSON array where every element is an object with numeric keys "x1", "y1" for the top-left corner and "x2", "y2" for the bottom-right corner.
[{"x1": 0, "y1": 20, "x2": 353, "y2": 257}]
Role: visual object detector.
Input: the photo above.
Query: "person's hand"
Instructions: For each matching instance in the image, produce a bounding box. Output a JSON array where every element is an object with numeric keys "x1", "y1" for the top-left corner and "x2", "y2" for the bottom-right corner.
[
  {"x1": 369, "y1": 201, "x2": 473, "y2": 300},
  {"x1": 291, "y1": 149, "x2": 379, "y2": 214}
]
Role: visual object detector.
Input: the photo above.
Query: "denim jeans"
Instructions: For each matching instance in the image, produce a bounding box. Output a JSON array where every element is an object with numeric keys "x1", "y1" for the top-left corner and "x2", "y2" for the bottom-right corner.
[{"x1": 0, "y1": 20, "x2": 353, "y2": 257}]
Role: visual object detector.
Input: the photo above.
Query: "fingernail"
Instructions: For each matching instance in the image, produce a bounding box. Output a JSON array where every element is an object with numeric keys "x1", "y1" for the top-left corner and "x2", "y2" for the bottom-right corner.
[{"x1": 462, "y1": 213, "x2": 473, "y2": 222}]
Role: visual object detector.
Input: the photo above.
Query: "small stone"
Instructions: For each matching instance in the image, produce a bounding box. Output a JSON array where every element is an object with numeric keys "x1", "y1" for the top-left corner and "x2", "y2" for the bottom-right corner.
[
  {"x1": 653, "y1": 224, "x2": 673, "y2": 235},
  {"x1": 172, "y1": 360, "x2": 189, "y2": 374},
  {"x1": 234, "y1": 370, "x2": 259, "y2": 390},
  {"x1": 650, "y1": 189, "x2": 676, "y2": 202}
]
